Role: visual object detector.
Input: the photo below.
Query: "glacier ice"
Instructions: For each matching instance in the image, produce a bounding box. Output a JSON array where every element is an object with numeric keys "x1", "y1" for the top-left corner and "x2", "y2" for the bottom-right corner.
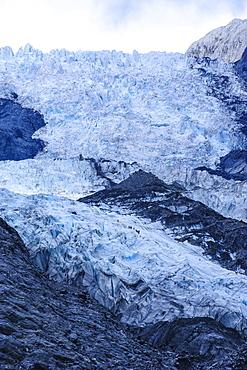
[
  {"x1": 0, "y1": 50, "x2": 243, "y2": 167},
  {"x1": 1, "y1": 44, "x2": 247, "y2": 337},
  {"x1": 1, "y1": 188, "x2": 247, "y2": 330},
  {"x1": 0, "y1": 156, "x2": 139, "y2": 199},
  {"x1": 0, "y1": 46, "x2": 245, "y2": 220}
]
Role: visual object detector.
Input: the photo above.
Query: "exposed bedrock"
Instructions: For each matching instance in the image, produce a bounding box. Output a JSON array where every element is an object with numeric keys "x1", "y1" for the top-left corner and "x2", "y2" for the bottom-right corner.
[
  {"x1": 186, "y1": 18, "x2": 247, "y2": 63},
  {"x1": 79, "y1": 156, "x2": 140, "y2": 190},
  {"x1": 0, "y1": 98, "x2": 46, "y2": 160},
  {"x1": 235, "y1": 46, "x2": 247, "y2": 83},
  {"x1": 136, "y1": 317, "x2": 247, "y2": 370},
  {"x1": 0, "y1": 216, "x2": 176, "y2": 369},
  {"x1": 193, "y1": 48, "x2": 247, "y2": 182},
  {"x1": 79, "y1": 169, "x2": 247, "y2": 274},
  {"x1": 196, "y1": 150, "x2": 247, "y2": 180},
  {"x1": 188, "y1": 55, "x2": 247, "y2": 183}
]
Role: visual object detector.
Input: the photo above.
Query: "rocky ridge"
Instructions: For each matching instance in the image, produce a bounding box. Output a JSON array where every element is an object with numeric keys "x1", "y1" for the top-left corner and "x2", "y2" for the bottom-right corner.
[
  {"x1": 79, "y1": 170, "x2": 247, "y2": 275},
  {"x1": 0, "y1": 98, "x2": 45, "y2": 160},
  {"x1": 186, "y1": 18, "x2": 247, "y2": 63}
]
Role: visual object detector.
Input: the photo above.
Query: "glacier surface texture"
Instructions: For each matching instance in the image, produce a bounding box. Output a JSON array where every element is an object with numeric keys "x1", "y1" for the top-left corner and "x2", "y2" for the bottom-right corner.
[{"x1": 1, "y1": 44, "x2": 247, "y2": 368}]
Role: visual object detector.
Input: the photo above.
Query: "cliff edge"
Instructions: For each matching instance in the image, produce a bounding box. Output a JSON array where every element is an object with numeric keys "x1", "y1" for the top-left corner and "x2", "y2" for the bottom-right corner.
[{"x1": 186, "y1": 18, "x2": 247, "y2": 63}]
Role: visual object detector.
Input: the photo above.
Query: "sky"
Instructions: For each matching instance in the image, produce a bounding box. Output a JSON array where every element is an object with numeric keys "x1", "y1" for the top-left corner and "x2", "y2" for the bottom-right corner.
[{"x1": 0, "y1": 0, "x2": 247, "y2": 54}]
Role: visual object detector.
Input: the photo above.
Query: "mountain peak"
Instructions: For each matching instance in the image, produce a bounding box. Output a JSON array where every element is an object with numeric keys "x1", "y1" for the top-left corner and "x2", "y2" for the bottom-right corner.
[{"x1": 186, "y1": 18, "x2": 247, "y2": 63}]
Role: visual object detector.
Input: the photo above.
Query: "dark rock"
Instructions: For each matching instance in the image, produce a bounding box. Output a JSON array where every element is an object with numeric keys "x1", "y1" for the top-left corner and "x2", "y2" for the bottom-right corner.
[
  {"x1": 79, "y1": 156, "x2": 139, "y2": 189},
  {"x1": 81, "y1": 157, "x2": 116, "y2": 188},
  {"x1": 139, "y1": 317, "x2": 244, "y2": 353},
  {"x1": 136, "y1": 317, "x2": 246, "y2": 369},
  {"x1": 79, "y1": 170, "x2": 247, "y2": 273},
  {"x1": 0, "y1": 98, "x2": 46, "y2": 160},
  {"x1": 0, "y1": 216, "x2": 176, "y2": 369},
  {"x1": 226, "y1": 147, "x2": 247, "y2": 173},
  {"x1": 196, "y1": 150, "x2": 247, "y2": 180},
  {"x1": 0, "y1": 321, "x2": 16, "y2": 335},
  {"x1": 191, "y1": 56, "x2": 247, "y2": 183},
  {"x1": 235, "y1": 47, "x2": 247, "y2": 83}
]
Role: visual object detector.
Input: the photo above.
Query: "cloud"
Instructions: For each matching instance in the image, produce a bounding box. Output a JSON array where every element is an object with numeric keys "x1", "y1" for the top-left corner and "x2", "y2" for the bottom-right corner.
[
  {"x1": 0, "y1": 0, "x2": 247, "y2": 54},
  {"x1": 90, "y1": 0, "x2": 243, "y2": 52},
  {"x1": 213, "y1": 0, "x2": 247, "y2": 16},
  {"x1": 93, "y1": 0, "x2": 151, "y2": 28}
]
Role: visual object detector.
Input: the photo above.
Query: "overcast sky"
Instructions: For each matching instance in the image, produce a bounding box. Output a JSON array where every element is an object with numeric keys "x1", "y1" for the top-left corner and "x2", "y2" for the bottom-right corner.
[{"x1": 0, "y1": 0, "x2": 247, "y2": 54}]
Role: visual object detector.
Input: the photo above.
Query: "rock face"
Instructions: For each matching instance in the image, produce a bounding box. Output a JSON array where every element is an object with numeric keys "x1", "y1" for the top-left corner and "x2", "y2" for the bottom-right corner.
[
  {"x1": 0, "y1": 98, "x2": 46, "y2": 160},
  {"x1": 196, "y1": 149, "x2": 247, "y2": 181},
  {"x1": 0, "y1": 216, "x2": 176, "y2": 369},
  {"x1": 137, "y1": 318, "x2": 247, "y2": 370},
  {"x1": 235, "y1": 46, "x2": 247, "y2": 82},
  {"x1": 186, "y1": 18, "x2": 247, "y2": 62},
  {"x1": 189, "y1": 51, "x2": 247, "y2": 183}
]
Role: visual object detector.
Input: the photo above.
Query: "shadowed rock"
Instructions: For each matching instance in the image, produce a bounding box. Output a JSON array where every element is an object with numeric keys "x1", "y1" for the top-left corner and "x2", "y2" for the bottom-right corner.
[
  {"x1": 196, "y1": 150, "x2": 247, "y2": 181},
  {"x1": 136, "y1": 317, "x2": 247, "y2": 370},
  {"x1": 0, "y1": 98, "x2": 46, "y2": 160},
  {"x1": 235, "y1": 46, "x2": 247, "y2": 83},
  {"x1": 193, "y1": 47, "x2": 247, "y2": 182},
  {"x1": 0, "y1": 216, "x2": 177, "y2": 369}
]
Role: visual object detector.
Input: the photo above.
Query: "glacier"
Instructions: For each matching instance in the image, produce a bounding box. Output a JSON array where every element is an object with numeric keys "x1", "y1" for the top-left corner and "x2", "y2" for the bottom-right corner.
[
  {"x1": 0, "y1": 45, "x2": 246, "y2": 220},
  {"x1": 2, "y1": 209, "x2": 245, "y2": 370},
  {"x1": 0, "y1": 48, "x2": 243, "y2": 166},
  {"x1": 1, "y1": 185, "x2": 247, "y2": 331},
  {"x1": 1, "y1": 42, "x2": 247, "y2": 368}
]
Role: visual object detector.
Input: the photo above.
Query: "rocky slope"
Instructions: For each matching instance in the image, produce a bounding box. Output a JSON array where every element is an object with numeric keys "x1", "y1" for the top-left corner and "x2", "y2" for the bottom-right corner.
[
  {"x1": 186, "y1": 18, "x2": 247, "y2": 63},
  {"x1": 0, "y1": 216, "x2": 176, "y2": 370}
]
